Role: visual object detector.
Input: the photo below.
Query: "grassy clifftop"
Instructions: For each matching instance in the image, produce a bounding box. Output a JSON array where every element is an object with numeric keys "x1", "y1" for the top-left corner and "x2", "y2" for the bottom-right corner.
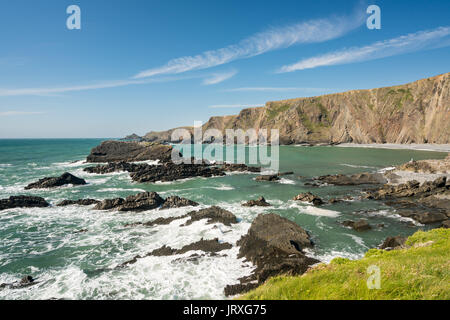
[{"x1": 240, "y1": 228, "x2": 450, "y2": 300}]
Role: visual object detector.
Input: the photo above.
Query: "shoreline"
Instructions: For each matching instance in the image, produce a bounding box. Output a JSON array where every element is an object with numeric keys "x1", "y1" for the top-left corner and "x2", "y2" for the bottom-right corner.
[{"x1": 335, "y1": 143, "x2": 450, "y2": 153}]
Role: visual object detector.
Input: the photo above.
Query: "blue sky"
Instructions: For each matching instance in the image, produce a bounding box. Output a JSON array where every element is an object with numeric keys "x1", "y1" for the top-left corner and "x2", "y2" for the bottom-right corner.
[{"x1": 0, "y1": 0, "x2": 449, "y2": 138}]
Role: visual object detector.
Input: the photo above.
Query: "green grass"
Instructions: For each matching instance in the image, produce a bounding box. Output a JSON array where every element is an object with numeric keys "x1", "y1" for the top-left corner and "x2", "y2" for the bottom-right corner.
[
  {"x1": 239, "y1": 228, "x2": 450, "y2": 300},
  {"x1": 266, "y1": 104, "x2": 291, "y2": 120}
]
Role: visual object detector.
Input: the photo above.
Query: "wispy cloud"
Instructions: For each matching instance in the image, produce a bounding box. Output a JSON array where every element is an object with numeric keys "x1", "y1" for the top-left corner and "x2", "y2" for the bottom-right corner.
[
  {"x1": 0, "y1": 75, "x2": 201, "y2": 97},
  {"x1": 224, "y1": 87, "x2": 336, "y2": 92},
  {"x1": 279, "y1": 26, "x2": 450, "y2": 72},
  {"x1": 208, "y1": 104, "x2": 264, "y2": 109},
  {"x1": 203, "y1": 70, "x2": 238, "y2": 85},
  {"x1": 0, "y1": 111, "x2": 45, "y2": 116},
  {"x1": 133, "y1": 9, "x2": 365, "y2": 79}
]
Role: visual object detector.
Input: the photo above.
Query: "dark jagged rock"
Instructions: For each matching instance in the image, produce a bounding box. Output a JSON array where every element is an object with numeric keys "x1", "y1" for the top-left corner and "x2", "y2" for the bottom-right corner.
[
  {"x1": 56, "y1": 199, "x2": 100, "y2": 207},
  {"x1": 119, "y1": 238, "x2": 232, "y2": 267},
  {"x1": 224, "y1": 213, "x2": 318, "y2": 296},
  {"x1": 379, "y1": 236, "x2": 407, "y2": 250},
  {"x1": 183, "y1": 206, "x2": 238, "y2": 226},
  {"x1": 341, "y1": 219, "x2": 372, "y2": 231},
  {"x1": 0, "y1": 196, "x2": 49, "y2": 211},
  {"x1": 129, "y1": 162, "x2": 225, "y2": 183},
  {"x1": 414, "y1": 212, "x2": 447, "y2": 224},
  {"x1": 293, "y1": 192, "x2": 324, "y2": 206},
  {"x1": 25, "y1": 172, "x2": 86, "y2": 190},
  {"x1": 222, "y1": 163, "x2": 261, "y2": 173},
  {"x1": 255, "y1": 174, "x2": 280, "y2": 182},
  {"x1": 160, "y1": 196, "x2": 199, "y2": 209},
  {"x1": 125, "y1": 206, "x2": 238, "y2": 228},
  {"x1": 86, "y1": 140, "x2": 176, "y2": 163},
  {"x1": 242, "y1": 196, "x2": 271, "y2": 207},
  {"x1": 83, "y1": 162, "x2": 149, "y2": 174},
  {"x1": 0, "y1": 275, "x2": 37, "y2": 289},
  {"x1": 94, "y1": 192, "x2": 164, "y2": 212},
  {"x1": 316, "y1": 172, "x2": 387, "y2": 186}
]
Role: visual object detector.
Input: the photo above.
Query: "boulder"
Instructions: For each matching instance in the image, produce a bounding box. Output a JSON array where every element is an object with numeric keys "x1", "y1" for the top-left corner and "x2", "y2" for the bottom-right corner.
[
  {"x1": 0, "y1": 196, "x2": 49, "y2": 211},
  {"x1": 442, "y1": 220, "x2": 450, "y2": 228},
  {"x1": 255, "y1": 174, "x2": 280, "y2": 182},
  {"x1": 86, "y1": 140, "x2": 176, "y2": 163},
  {"x1": 224, "y1": 213, "x2": 318, "y2": 296},
  {"x1": 25, "y1": 172, "x2": 86, "y2": 190},
  {"x1": 293, "y1": 192, "x2": 324, "y2": 206},
  {"x1": 341, "y1": 219, "x2": 372, "y2": 231},
  {"x1": 413, "y1": 212, "x2": 447, "y2": 224},
  {"x1": 242, "y1": 196, "x2": 271, "y2": 207},
  {"x1": 183, "y1": 206, "x2": 238, "y2": 226},
  {"x1": 379, "y1": 236, "x2": 407, "y2": 250}
]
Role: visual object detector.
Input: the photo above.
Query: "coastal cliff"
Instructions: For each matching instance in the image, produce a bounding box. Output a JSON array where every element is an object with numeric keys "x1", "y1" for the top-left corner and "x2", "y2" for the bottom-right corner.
[{"x1": 139, "y1": 72, "x2": 449, "y2": 145}]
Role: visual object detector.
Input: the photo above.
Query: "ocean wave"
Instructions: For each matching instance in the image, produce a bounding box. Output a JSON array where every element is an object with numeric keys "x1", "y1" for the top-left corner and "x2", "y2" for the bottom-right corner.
[
  {"x1": 0, "y1": 163, "x2": 13, "y2": 167},
  {"x1": 278, "y1": 178, "x2": 295, "y2": 185},
  {"x1": 340, "y1": 164, "x2": 377, "y2": 169}
]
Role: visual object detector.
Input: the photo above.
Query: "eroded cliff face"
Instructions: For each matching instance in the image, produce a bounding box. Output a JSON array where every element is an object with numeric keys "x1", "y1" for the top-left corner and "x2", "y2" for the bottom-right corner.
[{"x1": 143, "y1": 73, "x2": 449, "y2": 144}]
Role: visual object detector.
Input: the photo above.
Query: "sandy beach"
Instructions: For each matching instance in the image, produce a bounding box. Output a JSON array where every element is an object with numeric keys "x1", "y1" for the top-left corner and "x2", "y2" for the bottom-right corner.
[{"x1": 337, "y1": 143, "x2": 450, "y2": 153}]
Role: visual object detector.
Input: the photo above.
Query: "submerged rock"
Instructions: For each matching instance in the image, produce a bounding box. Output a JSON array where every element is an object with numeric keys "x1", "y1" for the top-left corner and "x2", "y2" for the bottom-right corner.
[
  {"x1": 86, "y1": 140, "x2": 176, "y2": 163},
  {"x1": 0, "y1": 275, "x2": 37, "y2": 289},
  {"x1": 224, "y1": 213, "x2": 318, "y2": 296},
  {"x1": 293, "y1": 192, "x2": 324, "y2": 206},
  {"x1": 0, "y1": 196, "x2": 49, "y2": 211},
  {"x1": 25, "y1": 172, "x2": 86, "y2": 190},
  {"x1": 242, "y1": 196, "x2": 271, "y2": 207},
  {"x1": 222, "y1": 163, "x2": 261, "y2": 173},
  {"x1": 255, "y1": 174, "x2": 280, "y2": 182},
  {"x1": 56, "y1": 199, "x2": 100, "y2": 207},
  {"x1": 341, "y1": 219, "x2": 372, "y2": 232}
]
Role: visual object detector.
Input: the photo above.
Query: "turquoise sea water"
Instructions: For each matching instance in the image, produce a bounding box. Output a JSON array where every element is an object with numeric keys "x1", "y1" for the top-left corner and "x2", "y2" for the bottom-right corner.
[{"x1": 0, "y1": 139, "x2": 447, "y2": 299}]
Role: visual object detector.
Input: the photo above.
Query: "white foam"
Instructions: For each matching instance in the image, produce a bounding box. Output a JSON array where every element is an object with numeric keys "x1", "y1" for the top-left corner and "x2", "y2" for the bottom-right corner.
[
  {"x1": 96, "y1": 188, "x2": 146, "y2": 193},
  {"x1": 0, "y1": 163, "x2": 13, "y2": 167},
  {"x1": 341, "y1": 164, "x2": 376, "y2": 169},
  {"x1": 278, "y1": 178, "x2": 295, "y2": 185}
]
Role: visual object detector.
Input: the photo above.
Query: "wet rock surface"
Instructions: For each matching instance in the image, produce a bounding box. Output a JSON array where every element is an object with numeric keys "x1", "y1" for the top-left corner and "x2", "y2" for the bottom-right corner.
[
  {"x1": 119, "y1": 238, "x2": 232, "y2": 267},
  {"x1": 316, "y1": 172, "x2": 387, "y2": 186},
  {"x1": 224, "y1": 213, "x2": 318, "y2": 296},
  {"x1": 25, "y1": 172, "x2": 86, "y2": 190},
  {"x1": 94, "y1": 192, "x2": 164, "y2": 212},
  {"x1": 0, "y1": 196, "x2": 49, "y2": 211},
  {"x1": 0, "y1": 276, "x2": 37, "y2": 289},
  {"x1": 160, "y1": 196, "x2": 199, "y2": 209},
  {"x1": 242, "y1": 196, "x2": 271, "y2": 207},
  {"x1": 86, "y1": 140, "x2": 175, "y2": 163},
  {"x1": 293, "y1": 192, "x2": 324, "y2": 206},
  {"x1": 255, "y1": 174, "x2": 280, "y2": 182},
  {"x1": 56, "y1": 199, "x2": 100, "y2": 207},
  {"x1": 341, "y1": 219, "x2": 372, "y2": 231}
]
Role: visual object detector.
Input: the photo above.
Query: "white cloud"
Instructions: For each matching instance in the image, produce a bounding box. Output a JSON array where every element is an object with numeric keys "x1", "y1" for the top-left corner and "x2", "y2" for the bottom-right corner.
[
  {"x1": 133, "y1": 10, "x2": 365, "y2": 79},
  {"x1": 203, "y1": 70, "x2": 237, "y2": 85},
  {"x1": 279, "y1": 26, "x2": 450, "y2": 72},
  {"x1": 0, "y1": 111, "x2": 45, "y2": 116},
  {"x1": 208, "y1": 104, "x2": 264, "y2": 109}
]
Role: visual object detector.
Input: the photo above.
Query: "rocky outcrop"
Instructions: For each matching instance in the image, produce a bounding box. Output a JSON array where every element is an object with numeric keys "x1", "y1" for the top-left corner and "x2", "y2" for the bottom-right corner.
[
  {"x1": 397, "y1": 155, "x2": 450, "y2": 174},
  {"x1": 129, "y1": 162, "x2": 225, "y2": 183},
  {"x1": 56, "y1": 199, "x2": 100, "y2": 207},
  {"x1": 138, "y1": 73, "x2": 450, "y2": 145},
  {"x1": 160, "y1": 196, "x2": 199, "y2": 209},
  {"x1": 83, "y1": 162, "x2": 149, "y2": 174},
  {"x1": 341, "y1": 219, "x2": 372, "y2": 231},
  {"x1": 222, "y1": 163, "x2": 261, "y2": 173},
  {"x1": 293, "y1": 192, "x2": 324, "y2": 205},
  {"x1": 0, "y1": 196, "x2": 49, "y2": 211},
  {"x1": 365, "y1": 177, "x2": 449, "y2": 224},
  {"x1": 315, "y1": 173, "x2": 387, "y2": 186},
  {"x1": 86, "y1": 140, "x2": 176, "y2": 163},
  {"x1": 0, "y1": 276, "x2": 37, "y2": 289},
  {"x1": 242, "y1": 196, "x2": 271, "y2": 207},
  {"x1": 379, "y1": 236, "x2": 407, "y2": 250},
  {"x1": 94, "y1": 192, "x2": 164, "y2": 212},
  {"x1": 119, "y1": 238, "x2": 232, "y2": 267},
  {"x1": 224, "y1": 213, "x2": 318, "y2": 296},
  {"x1": 25, "y1": 172, "x2": 86, "y2": 190},
  {"x1": 255, "y1": 174, "x2": 280, "y2": 182},
  {"x1": 442, "y1": 220, "x2": 450, "y2": 228}
]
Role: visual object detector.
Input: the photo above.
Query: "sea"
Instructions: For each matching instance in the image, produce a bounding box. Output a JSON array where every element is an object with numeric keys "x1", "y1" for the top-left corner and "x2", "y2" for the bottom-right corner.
[{"x1": 0, "y1": 139, "x2": 447, "y2": 299}]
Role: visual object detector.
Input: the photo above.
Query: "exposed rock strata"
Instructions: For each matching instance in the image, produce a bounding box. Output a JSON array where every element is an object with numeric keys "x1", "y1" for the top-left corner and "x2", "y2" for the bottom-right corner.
[{"x1": 293, "y1": 192, "x2": 324, "y2": 206}]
